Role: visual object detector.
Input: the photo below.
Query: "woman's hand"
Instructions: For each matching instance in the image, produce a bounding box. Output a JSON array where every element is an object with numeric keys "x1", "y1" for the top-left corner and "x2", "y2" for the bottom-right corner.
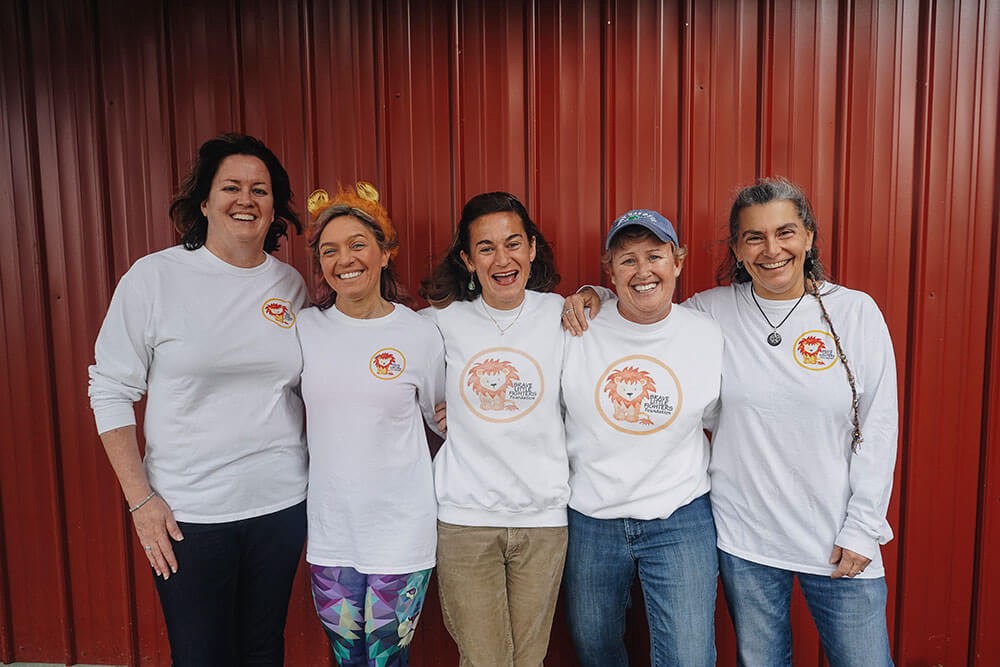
[
  {"x1": 99, "y1": 425, "x2": 185, "y2": 579},
  {"x1": 132, "y1": 495, "x2": 184, "y2": 579},
  {"x1": 829, "y1": 545, "x2": 872, "y2": 578},
  {"x1": 434, "y1": 401, "x2": 447, "y2": 435},
  {"x1": 561, "y1": 287, "x2": 602, "y2": 336}
]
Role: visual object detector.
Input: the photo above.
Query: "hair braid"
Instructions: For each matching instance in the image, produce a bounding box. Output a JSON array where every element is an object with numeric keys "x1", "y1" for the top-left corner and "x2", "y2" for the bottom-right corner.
[{"x1": 809, "y1": 281, "x2": 863, "y2": 452}]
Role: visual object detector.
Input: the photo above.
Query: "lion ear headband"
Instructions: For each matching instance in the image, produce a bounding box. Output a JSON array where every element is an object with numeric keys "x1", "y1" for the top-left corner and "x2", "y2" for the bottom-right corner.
[{"x1": 306, "y1": 181, "x2": 398, "y2": 260}]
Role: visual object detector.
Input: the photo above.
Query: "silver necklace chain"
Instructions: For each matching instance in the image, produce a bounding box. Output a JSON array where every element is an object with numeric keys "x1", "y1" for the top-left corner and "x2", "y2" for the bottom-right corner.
[
  {"x1": 749, "y1": 287, "x2": 806, "y2": 346},
  {"x1": 481, "y1": 298, "x2": 525, "y2": 335}
]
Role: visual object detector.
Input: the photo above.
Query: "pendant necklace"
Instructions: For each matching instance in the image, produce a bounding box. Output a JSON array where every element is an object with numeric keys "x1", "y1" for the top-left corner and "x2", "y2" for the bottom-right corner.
[
  {"x1": 749, "y1": 287, "x2": 806, "y2": 346},
  {"x1": 482, "y1": 297, "x2": 525, "y2": 336}
]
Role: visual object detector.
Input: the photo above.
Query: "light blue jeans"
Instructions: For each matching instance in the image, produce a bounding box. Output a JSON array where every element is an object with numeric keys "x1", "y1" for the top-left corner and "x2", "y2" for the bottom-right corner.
[
  {"x1": 564, "y1": 494, "x2": 718, "y2": 667},
  {"x1": 719, "y1": 550, "x2": 893, "y2": 667}
]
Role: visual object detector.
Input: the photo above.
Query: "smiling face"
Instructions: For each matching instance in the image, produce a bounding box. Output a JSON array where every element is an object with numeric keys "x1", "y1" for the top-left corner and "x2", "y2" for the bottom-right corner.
[
  {"x1": 733, "y1": 200, "x2": 815, "y2": 300},
  {"x1": 317, "y1": 215, "x2": 389, "y2": 303},
  {"x1": 460, "y1": 211, "x2": 537, "y2": 310},
  {"x1": 608, "y1": 231, "x2": 684, "y2": 324},
  {"x1": 200, "y1": 154, "x2": 274, "y2": 259}
]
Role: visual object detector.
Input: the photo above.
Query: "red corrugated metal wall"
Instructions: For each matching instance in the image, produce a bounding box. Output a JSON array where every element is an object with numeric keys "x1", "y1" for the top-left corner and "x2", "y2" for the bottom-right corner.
[{"x1": 1, "y1": 0, "x2": 998, "y2": 665}]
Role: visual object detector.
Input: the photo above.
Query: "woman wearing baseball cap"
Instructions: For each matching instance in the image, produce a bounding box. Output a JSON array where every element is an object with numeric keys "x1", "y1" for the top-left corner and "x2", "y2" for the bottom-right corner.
[{"x1": 560, "y1": 209, "x2": 724, "y2": 666}]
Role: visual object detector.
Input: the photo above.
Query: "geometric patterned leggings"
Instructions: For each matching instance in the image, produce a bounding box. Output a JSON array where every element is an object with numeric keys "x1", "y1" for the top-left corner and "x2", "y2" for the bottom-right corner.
[{"x1": 310, "y1": 565, "x2": 433, "y2": 667}]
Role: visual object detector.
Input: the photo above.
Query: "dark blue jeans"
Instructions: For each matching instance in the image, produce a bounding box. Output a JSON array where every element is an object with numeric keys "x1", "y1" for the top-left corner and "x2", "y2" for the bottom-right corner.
[
  {"x1": 153, "y1": 501, "x2": 307, "y2": 666},
  {"x1": 564, "y1": 494, "x2": 718, "y2": 667},
  {"x1": 719, "y1": 550, "x2": 893, "y2": 667}
]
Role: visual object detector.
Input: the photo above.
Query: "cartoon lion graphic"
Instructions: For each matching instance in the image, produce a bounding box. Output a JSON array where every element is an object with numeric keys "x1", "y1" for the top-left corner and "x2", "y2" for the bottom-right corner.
[
  {"x1": 604, "y1": 366, "x2": 656, "y2": 425},
  {"x1": 263, "y1": 301, "x2": 292, "y2": 326},
  {"x1": 373, "y1": 351, "x2": 396, "y2": 375},
  {"x1": 467, "y1": 358, "x2": 520, "y2": 411},
  {"x1": 797, "y1": 335, "x2": 827, "y2": 365}
]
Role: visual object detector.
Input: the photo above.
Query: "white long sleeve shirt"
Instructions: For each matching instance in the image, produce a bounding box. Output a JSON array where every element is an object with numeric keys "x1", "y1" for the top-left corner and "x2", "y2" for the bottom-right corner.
[
  {"x1": 688, "y1": 282, "x2": 898, "y2": 577},
  {"x1": 422, "y1": 292, "x2": 570, "y2": 527},
  {"x1": 88, "y1": 245, "x2": 308, "y2": 523},
  {"x1": 561, "y1": 303, "x2": 722, "y2": 520},
  {"x1": 298, "y1": 304, "x2": 445, "y2": 573}
]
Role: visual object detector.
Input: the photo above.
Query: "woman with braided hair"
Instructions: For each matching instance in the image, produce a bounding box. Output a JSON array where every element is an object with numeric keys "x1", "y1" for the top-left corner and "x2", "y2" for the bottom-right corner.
[{"x1": 563, "y1": 177, "x2": 898, "y2": 666}]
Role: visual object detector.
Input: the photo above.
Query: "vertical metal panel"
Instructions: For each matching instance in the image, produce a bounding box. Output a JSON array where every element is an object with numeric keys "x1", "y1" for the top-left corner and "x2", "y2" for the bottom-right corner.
[
  {"x1": 896, "y1": 0, "x2": 997, "y2": 664},
  {"x1": 382, "y1": 0, "x2": 456, "y2": 304},
  {"x1": 455, "y1": 0, "x2": 529, "y2": 198},
  {"x1": 0, "y1": 0, "x2": 73, "y2": 662},
  {"x1": 972, "y1": 4, "x2": 1000, "y2": 662},
  {"x1": 166, "y1": 1, "x2": 242, "y2": 164},
  {"x1": 532, "y1": 0, "x2": 603, "y2": 320},
  {"x1": 683, "y1": 0, "x2": 759, "y2": 302},
  {"x1": 24, "y1": 0, "x2": 129, "y2": 663},
  {"x1": 2, "y1": 0, "x2": 1000, "y2": 665},
  {"x1": 605, "y1": 1, "x2": 683, "y2": 224}
]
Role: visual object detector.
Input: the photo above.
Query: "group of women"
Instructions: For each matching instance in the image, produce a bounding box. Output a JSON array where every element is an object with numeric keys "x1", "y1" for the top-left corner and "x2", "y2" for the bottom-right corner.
[{"x1": 89, "y1": 133, "x2": 897, "y2": 667}]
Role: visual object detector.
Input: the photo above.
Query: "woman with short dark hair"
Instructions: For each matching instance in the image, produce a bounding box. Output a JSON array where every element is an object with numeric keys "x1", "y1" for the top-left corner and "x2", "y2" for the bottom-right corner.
[{"x1": 89, "y1": 133, "x2": 308, "y2": 666}]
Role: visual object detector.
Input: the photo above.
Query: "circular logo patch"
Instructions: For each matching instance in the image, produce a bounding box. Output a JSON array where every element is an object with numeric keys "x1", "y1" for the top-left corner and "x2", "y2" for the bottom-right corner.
[
  {"x1": 594, "y1": 355, "x2": 683, "y2": 435},
  {"x1": 460, "y1": 347, "x2": 544, "y2": 423},
  {"x1": 370, "y1": 348, "x2": 406, "y2": 380},
  {"x1": 793, "y1": 330, "x2": 839, "y2": 371},
  {"x1": 261, "y1": 298, "x2": 295, "y2": 328}
]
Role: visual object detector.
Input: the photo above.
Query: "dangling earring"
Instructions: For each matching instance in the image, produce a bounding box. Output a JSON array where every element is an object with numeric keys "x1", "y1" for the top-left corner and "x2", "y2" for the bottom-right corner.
[{"x1": 468, "y1": 272, "x2": 476, "y2": 292}]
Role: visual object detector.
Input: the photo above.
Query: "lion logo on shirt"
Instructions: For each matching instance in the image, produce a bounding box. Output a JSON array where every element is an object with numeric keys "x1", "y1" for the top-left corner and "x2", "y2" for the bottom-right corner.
[
  {"x1": 793, "y1": 330, "x2": 839, "y2": 371},
  {"x1": 369, "y1": 348, "x2": 405, "y2": 379},
  {"x1": 796, "y1": 335, "x2": 827, "y2": 365},
  {"x1": 604, "y1": 366, "x2": 656, "y2": 425},
  {"x1": 595, "y1": 355, "x2": 683, "y2": 435},
  {"x1": 467, "y1": 358, "x2": 520, "y2": 411},
  {"x1": 261, "y1": 298, "x2": 295, "y2": 328},
  {"x1": 460, "y1": 348, "x2": 544, "y2": 423}
]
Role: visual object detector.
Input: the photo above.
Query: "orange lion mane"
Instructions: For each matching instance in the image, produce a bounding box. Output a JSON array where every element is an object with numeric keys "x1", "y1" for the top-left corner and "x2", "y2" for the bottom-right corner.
[
  {"x1": 604, "y1": 366, "x2": 656, "y2": 425},
  {"x1": 467, "y1": 358, "x2": 520, "y2": 411},
  {"x1": 797, "y1": 335, "x2": 826, "y2": 364},
  {"x1": 373, "y1": 351, "x2": 395, "y2": 373}
]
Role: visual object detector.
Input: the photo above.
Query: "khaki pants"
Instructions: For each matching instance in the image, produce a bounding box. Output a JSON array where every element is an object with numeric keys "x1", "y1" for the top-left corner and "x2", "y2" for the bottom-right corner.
[{"x1": 436, "y1": 522, "x2": 568, "y2": 667}]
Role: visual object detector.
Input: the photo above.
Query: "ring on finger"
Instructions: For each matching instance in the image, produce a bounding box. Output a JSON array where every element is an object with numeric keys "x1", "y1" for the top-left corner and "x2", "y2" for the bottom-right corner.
[{"x1": 143, "y1": 545, "x2": 153, "y2": 552}]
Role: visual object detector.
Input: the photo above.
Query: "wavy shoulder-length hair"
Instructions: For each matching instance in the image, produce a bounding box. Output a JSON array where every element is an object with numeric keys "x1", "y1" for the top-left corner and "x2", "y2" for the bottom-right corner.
[{"x1": 169, "y1": 133, "x2": 302, "y2": 253}]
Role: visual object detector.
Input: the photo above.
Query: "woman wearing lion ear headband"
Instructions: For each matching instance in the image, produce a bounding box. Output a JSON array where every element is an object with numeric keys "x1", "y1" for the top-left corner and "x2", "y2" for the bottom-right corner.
[
  {"x1": 297, "y1": 182, "x2": 446, "y2": 666},
  {"x1": 564, "y1": 178, "x2": 899, "y2": 667},
  {"x1": 418, "y1": 191, "x2": 569, "y2": 666}
]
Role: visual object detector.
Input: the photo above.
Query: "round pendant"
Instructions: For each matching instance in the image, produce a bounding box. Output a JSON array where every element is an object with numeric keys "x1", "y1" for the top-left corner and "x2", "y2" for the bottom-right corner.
[{"x1": 767, "y1": 331, "x2": 782, "y2": 346}]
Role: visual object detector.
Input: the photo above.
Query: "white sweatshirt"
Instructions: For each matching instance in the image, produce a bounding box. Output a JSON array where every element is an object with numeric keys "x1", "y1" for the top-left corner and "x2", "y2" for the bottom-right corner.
[
  {"x1": 88, "y1": 245, "x2": 308, "y2": 523},
  {"x1": 688, "y1": 282, "x2": 897, "y2": 578},
  {"x1": 298, "y1": 304, "x2": 445, "y2": 574},
  {"x1": 422, "y1": 292, "x2": 570, "y2": 527},
  {"x1": 561, "y1": 303, "x2": 722, "y2": 520}
]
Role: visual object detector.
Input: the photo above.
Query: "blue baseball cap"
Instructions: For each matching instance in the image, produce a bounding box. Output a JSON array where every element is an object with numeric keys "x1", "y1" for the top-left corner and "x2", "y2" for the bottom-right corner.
[{"x1": 605, "y1": 209, "x2": 679, "y2": 250}]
